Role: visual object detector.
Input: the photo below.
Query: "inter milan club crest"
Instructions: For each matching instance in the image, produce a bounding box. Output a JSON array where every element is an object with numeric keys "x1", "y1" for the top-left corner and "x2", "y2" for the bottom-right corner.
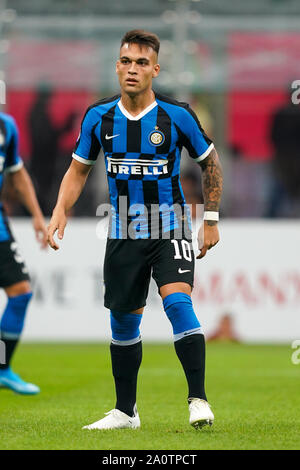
[{"x1": 148, "y1": 126, "x2": 165, "y2": 147}]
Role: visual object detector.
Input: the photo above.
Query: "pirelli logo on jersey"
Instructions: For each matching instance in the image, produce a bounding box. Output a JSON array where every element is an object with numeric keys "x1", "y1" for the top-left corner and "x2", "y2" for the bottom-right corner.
[{"x1": 107, "y1": 156, "x2": 169, "y2": 176}]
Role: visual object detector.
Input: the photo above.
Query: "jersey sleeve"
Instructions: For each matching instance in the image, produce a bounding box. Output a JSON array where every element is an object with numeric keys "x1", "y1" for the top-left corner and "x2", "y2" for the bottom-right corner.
[
  {"x1": 176, "y1": 105, "x2": 214, "y2": 162},
  {"x1": 4, "y1": 118, "x2": 24, "y2": 173},
  {"x1": 72, "y1": 108, "x2": 102, "y2": 166}
]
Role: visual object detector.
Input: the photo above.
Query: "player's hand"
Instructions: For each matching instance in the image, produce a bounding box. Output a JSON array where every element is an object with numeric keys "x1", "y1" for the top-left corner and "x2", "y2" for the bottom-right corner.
[
  {"x1": 47, "y1": 209, "x2": 67, "y2": 251},
  {"x1": 197, "y1": 221, "x2": 220, "y2": 259},
  {"x1": 33, "y1": 215, "x2": 48, "y2": 250}
]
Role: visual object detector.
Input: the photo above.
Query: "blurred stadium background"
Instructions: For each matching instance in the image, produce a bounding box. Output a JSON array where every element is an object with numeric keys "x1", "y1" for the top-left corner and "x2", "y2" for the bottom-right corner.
[{"x1": 0, "y1": 0, "x2": 300, "y2": 343}]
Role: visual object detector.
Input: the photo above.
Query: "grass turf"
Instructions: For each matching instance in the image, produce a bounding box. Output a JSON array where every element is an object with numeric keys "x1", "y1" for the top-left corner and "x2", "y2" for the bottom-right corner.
[{"x1": 0, "y1": 342, "x2": 299, "y2": 450}]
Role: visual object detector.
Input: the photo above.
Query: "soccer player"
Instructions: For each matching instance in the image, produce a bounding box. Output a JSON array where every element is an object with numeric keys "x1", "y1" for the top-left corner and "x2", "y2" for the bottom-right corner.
[
  {"x1": 48, "y1": 30, "x2": 223, "y2": 429},
  {"x1": 0, "y1": 111, "x2": 47, "y2": 394}
]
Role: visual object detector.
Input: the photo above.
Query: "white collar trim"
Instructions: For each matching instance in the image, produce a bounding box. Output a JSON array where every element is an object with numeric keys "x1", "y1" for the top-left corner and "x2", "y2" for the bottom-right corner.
[{"x1": 118, "y1": 99, "x2": 157, "y2": 121}]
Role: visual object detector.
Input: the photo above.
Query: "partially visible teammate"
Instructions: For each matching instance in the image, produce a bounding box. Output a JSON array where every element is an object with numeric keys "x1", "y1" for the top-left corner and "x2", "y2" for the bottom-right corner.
[
  {"x1": 48, "y1": 30, "x2": 223, "y2": 429},
  {"x1": 0, "y1": 112, "x2": 47, "y2": 394}
]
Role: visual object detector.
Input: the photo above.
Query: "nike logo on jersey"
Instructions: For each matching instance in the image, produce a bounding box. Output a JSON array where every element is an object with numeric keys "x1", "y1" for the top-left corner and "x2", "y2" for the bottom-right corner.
[
  {"x1": 105, "y1": 134, "x2": 120, "y2": 140},
  {"x1": 178, "y1": 268, "x2": 191, "y2": 274}
]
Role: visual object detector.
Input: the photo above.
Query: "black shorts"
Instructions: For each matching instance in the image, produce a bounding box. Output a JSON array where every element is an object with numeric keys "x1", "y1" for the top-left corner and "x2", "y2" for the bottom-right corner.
[
  {"x1": 104, "y1": 237, "x2": 195, "y2": 311},
  {"x1": 0, "y1": 238, "x2": 30, "y2": 288}
]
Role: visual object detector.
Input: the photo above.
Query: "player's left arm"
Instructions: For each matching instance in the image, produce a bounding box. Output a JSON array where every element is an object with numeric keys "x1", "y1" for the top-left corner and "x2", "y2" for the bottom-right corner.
[
  {"x1": 176, "y1": 106, "x2": 223, "y2": 259},
  {"x1": 7, "y1": 167, "x2": 48, "y2": 249},
  {"x1": 197, "y1": 147, "x2": 223, "y2": 259}
]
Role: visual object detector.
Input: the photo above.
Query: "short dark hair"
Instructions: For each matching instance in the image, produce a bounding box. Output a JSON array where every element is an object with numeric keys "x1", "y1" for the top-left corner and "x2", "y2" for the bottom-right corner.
[{"x1": 121, "y1": 29, "x2": 160, "y2": 55}]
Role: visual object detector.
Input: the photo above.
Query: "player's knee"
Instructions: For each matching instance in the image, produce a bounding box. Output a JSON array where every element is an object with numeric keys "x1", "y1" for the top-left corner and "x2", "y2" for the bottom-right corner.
[
  {"x1": 4, "y1": 280, "x2": 32, "y2": 297},
  {"x1": 110, "y1": 310, "x2": 142, "y2": 345},
  {"x1": 0, "y1": 292, "x2": 33, "y2": 338},
  {"x1": 163, "y1": 292, "x2": 202, "y2": 341}
]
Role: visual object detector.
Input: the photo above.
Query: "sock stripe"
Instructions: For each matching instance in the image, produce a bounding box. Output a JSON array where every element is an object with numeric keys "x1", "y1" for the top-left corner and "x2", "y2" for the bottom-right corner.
[
  {"x1": 111, "y1": 335, "x2": 141, "y2": 346},
  {"x1": 174, "y1": 328, "x2": 203, "y2": 342},
  {"x1": 0, "y1": 331, "x2": 20, "y2": 340}
]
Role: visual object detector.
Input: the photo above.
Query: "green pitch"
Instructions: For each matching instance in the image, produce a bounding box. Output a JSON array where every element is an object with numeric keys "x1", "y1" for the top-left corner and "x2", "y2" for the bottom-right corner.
[{"x1": 0, "y1": 342, "x2": 299, "y2": 450}]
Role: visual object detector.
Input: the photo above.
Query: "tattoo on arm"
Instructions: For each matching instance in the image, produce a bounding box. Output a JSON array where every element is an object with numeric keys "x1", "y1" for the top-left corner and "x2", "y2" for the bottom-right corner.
[{"x1": 198, "y1": 148, "x2": 223, "y2": 225}]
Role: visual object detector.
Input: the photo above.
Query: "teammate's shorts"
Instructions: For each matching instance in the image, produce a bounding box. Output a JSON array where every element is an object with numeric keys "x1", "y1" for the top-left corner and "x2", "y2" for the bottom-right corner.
[
  {"x1": 104, "y1": 237, "x2": 195, "y2": 311},
  {"x1": 0, "y1": 238, "x2": 30, "y2": 288}
]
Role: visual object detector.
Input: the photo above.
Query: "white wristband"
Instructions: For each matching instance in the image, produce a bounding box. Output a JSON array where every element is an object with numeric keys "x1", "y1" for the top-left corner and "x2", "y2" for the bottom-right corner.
[{"x1": 203, "y1": 211, "x2": 219, "y2": 221}]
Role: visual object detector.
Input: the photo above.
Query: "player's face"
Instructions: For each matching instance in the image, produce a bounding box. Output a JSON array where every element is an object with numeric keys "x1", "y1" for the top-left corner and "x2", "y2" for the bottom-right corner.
[{"x1": 116, "y1": 43, "x2": 160, "y2": 96}]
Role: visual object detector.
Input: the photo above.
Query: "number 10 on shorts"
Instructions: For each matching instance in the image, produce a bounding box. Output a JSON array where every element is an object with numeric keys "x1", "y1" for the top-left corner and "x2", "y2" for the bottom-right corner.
[{"x1": 171, "y1": 239, "x2": 192, "y2": 261}]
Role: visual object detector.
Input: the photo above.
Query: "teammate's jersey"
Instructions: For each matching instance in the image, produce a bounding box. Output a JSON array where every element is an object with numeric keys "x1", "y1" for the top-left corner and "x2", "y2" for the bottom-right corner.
[
  {"x1": 73, "y1": 92, "x2": 214, "y2": 239},
  {"x1": 0, "y1": 112, "x2": 24, "y2": 242}
]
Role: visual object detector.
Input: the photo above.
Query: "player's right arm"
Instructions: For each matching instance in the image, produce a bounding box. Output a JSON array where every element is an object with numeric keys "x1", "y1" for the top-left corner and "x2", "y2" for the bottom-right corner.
[
  {"x1": 47, "y1": 159, "x2": 91, "y2": 250},
  {"x1": 48, "y1": 107, "x2": 101, "y2": 250}
]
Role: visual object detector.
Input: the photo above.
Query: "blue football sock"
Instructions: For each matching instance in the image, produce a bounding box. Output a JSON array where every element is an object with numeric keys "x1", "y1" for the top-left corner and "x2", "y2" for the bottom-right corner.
[
  {"x1": 110, "y1": 310, "x2": 143, "y2": 416},
  {"x1": 163, "y1": 292, "x2": 202, "y2": 341},
  {"x1": 110, "y1": 310, "x2": 142, "y2": 345},
  {"x1": 0, "y1": 293, "x2": 32, "y2": 369},
  {"x1": 163, "y1": 292, "x2": 207, "y2": 400}
]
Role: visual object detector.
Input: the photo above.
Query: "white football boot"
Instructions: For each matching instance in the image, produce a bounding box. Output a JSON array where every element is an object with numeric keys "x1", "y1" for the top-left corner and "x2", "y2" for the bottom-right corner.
[
  {"x1": 189, "y1": 398, "x2": 214, "y2": 429},
  {"x1": 82, "y1": 405, "x2": 140, "y2": 430}
]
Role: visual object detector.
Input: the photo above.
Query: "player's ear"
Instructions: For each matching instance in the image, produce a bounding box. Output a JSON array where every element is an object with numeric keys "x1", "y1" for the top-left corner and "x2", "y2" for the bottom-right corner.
[
  {"x1": 116, "y1": 60, "x2": 120, "y2": 74},
  {"x1": 152, "y1": 63, "x2": 160, "y2": 78}
]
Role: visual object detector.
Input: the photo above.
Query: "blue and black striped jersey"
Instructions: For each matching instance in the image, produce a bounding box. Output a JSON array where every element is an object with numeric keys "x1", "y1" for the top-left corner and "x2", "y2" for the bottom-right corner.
[
  {"x1": 0, "y1": 112, "x2": 23, "y2": 242},
  {"x1": 73, "y1": 92, "x2": 214, "y2": 239}
]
